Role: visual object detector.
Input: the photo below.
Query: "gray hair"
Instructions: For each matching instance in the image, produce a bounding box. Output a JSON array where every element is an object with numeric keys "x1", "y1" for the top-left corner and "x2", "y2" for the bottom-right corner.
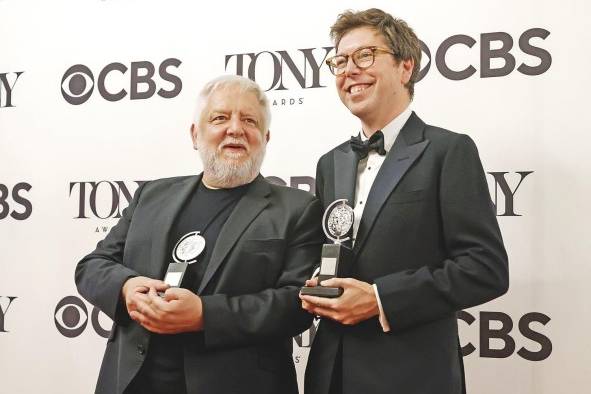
[{"x1": 193, "y1": 75, "x2": 271, "y2": 132}]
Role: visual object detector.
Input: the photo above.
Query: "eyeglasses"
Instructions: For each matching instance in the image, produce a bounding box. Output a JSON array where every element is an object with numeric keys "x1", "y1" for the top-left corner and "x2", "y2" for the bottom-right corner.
[
  {"x1": 325, "y1": 46, "x2": 397, "y2": 76},
  {"x1": 326, "y1": 47, "x2": 396, "y2": 75}
]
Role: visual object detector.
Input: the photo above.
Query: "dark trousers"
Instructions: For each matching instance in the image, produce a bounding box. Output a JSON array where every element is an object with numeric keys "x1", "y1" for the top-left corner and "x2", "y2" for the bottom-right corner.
[{"x1": 328, "y1": 342, "x2": 343, "y2": 394}]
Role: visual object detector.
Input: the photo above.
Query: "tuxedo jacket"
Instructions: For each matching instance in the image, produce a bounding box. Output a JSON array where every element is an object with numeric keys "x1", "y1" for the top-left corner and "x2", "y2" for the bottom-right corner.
[
  {"x1": 305, "y1": 112, "x2": 509, "y2": 394},
  {"x1": 75, "y1": 174, "x2": 323, "y2": 394}
]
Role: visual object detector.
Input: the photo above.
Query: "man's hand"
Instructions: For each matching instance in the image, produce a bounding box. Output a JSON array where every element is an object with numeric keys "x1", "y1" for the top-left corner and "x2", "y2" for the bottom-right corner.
[
  {"x1": 129, "y1": 287, "x2": 204, "y2": 334},
  {"x1": 300, "y1": 277, "x2": 379, "y2": 325},
  {"x1": 121, "y1": 276, "x2": 169, "y2": 316}
]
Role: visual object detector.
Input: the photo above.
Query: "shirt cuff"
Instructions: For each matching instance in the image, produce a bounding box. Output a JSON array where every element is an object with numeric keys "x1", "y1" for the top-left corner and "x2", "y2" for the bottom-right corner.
[{"x1": 372, "y1": 283, "x2": 391, "y2": 332}]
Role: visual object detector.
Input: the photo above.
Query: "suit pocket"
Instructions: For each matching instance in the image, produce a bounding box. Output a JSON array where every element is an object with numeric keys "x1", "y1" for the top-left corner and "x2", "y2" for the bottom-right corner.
[
  {"x1": 242, "y1": 239, "x2": 286, "y2": 256},
  {"x1": 389, "y1": 189, "x2": 426, "y2": 204},
  {"x1": 240, "y1": 239, "x2": 287, "y2": 285},
  {"x1": 225, "y1": 239, "x2": 285, "y2": 294}
]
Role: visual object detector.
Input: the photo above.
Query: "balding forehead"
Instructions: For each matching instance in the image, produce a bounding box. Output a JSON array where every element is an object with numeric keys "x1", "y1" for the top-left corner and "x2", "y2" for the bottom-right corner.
[{"x1": 201, "y1": 88, "x2": 265, "y2": 127}]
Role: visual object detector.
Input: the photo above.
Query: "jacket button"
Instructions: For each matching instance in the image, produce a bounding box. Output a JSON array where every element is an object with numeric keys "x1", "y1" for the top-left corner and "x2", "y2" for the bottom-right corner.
[{"x1": 137, "y1": 344, "x2": 145, "y2": 355}]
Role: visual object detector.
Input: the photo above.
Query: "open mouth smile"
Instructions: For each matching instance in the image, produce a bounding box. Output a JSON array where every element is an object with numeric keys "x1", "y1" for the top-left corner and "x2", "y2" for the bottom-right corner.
[{"x1": 346, "y1": 83, "x2": 373, "y2": 96}]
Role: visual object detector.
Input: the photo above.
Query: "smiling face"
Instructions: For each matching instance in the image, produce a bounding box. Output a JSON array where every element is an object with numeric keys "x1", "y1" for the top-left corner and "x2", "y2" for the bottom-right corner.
[
  {"x1": 335, "y1": 26, "x2": 413, "y2": 133},
  {"x1": 191, "y1": 85, "x2": 269, "y2": 188}
]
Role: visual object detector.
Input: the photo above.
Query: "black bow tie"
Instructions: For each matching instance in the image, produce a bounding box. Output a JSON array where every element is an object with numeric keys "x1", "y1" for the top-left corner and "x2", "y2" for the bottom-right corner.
[{"x1": 350, "y1": 130, "x2": 386, "y2": 159}]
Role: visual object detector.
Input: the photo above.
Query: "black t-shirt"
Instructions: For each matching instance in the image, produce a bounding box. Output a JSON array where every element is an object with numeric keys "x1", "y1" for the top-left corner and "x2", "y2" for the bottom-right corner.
[{"x1": 126, "y1": 180, "x2": 250, "y2": 394}]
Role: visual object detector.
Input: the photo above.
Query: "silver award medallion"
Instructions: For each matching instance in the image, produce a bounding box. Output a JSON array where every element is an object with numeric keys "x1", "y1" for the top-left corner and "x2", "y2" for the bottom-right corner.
[
  {"x1": 162, "y1": 231, "x2": 206, "y2": 291},
  {"x1": 172, "y1": 231, "x2": 206, "y2": 264},
  {"x1": 322, "y1": 199, "x2": 354, "y2": 243}
]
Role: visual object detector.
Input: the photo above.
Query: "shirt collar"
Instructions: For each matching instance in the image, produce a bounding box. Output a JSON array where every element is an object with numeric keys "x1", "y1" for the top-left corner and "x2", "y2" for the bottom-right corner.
[{"x1": 360, "y1": 105, "x2": 413, "y2": 152}]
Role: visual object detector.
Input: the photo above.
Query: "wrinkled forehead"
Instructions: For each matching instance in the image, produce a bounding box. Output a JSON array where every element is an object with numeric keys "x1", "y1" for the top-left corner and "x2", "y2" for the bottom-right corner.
[{"x1": 204, "y1": 86, "x2": 263, "y2": 117}]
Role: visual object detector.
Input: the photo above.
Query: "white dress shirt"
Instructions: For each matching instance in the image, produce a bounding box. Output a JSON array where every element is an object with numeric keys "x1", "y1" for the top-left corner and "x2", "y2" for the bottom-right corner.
[{"x1": 353, "y1": 105, "x2": 413, "y2": 332}]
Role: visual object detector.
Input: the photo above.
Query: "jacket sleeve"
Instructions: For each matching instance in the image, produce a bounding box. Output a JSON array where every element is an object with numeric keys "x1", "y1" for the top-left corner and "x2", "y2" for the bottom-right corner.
[
  {"x1": 200, "y1": 197, "x2": 323, "y2": 349},
  {"x1": 74, "y1": 182, "x2": 148, "y2": 325},
  {"x1": 374, "y1": 134, "x2": 509, "y2": 332}
]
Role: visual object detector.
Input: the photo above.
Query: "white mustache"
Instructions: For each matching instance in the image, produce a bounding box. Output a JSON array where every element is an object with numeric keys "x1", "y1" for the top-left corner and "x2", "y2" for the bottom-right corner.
[{"x1": 220, "y1": 138, "x2": 248, "y2": 150}]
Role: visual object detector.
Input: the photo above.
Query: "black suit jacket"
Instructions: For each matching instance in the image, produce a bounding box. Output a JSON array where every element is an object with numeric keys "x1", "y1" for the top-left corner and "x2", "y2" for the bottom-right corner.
[
  {"x1": 75, "y1": 174, "x2": 323, "y2": 394},
  {"x1": 305, "y1": 112, "x2": 509, "y2": 394}
]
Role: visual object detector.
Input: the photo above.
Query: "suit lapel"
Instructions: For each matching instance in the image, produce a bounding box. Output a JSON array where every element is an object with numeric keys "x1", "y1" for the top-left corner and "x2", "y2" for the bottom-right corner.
[
  {"x1": 197, "y1": 176, "x2": 271, "y2": 294},
  {"x1": 333, "y1": 145, "x2": 358, "y2": 207},
  {"x1": 354, "y1": 112, "x2": 430, "y2": 254},
  {"x1": 149, "y1": 175, "x2": 201, "y2": 279}
]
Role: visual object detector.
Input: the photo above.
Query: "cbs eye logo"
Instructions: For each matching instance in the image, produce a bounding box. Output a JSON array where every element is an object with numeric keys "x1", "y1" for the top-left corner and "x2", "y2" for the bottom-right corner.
[
  {"x1": 60, "y1": 65, "x2": 94, "y2": 106},
  {"x1": 60, "y1": 58, "x2": 182, "y2": 105},
  {"x1": 54, "y1": 296, "x2": 110, "y2": 338}
]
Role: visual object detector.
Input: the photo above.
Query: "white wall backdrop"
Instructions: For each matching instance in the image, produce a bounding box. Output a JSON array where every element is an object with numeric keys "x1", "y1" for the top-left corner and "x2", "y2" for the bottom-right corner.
[{"x1": 1, "y1": 0, "x2": 590, "y2": 393}]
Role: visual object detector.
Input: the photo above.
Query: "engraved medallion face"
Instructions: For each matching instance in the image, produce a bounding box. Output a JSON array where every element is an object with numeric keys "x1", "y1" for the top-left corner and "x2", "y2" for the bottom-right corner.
[
  {"x1": 323, "y1": 199, "x2": 354, "y2": 242},
  {"x1": 172, "y1": 231, "x2": 206, "y2": 264}
]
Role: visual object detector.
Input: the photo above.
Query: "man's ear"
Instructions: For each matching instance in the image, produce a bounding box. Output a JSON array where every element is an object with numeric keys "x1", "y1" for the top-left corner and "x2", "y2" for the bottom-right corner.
[
  {"x1": 190, "y1": 123, "x2": 199, "y2": 150},
  {"x1": 400, "y1": 58, "x2": 414, "y2": 85}
]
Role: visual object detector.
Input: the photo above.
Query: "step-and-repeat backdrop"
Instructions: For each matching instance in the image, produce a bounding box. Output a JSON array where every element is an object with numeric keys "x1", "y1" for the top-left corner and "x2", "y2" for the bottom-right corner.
[{"x1": 2, "y1": 0, "x2": 590, "y2": 393}]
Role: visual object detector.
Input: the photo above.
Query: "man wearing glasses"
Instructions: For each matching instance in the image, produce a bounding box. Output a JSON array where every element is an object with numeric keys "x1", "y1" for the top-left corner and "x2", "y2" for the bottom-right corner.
[{"x1": 300, "y1": 8, "x2": 509, "y2": 394}]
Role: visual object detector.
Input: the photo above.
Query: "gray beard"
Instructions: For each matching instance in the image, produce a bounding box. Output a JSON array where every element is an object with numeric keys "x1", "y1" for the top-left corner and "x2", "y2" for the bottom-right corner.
[{"x1": 197, "y1": 141, "x2": 266, "y2": 188}]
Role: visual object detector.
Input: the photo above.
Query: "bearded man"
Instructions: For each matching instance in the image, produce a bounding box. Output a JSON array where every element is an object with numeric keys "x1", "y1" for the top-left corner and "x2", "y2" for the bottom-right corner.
[{"x1": 75, "y1": 75, "x2": 323, "y2": 394}]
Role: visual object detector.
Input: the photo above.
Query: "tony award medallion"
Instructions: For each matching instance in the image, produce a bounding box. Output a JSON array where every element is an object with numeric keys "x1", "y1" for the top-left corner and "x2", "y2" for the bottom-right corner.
[
  {"x1": 301, "y1": 199, "x2": 354, "y2": 298},
  {"x1": 163, "y1": 231, "x2": 205, "y2": 289}
]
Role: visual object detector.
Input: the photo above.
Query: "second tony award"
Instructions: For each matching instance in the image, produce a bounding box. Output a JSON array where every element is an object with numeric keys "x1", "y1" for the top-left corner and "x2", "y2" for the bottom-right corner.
[{"x1": 301, "y1": 199, "x2": 354, "y2": 298}]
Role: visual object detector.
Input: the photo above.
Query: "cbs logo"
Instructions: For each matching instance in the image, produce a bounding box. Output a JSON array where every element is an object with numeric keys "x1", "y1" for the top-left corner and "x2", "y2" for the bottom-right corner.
[
  {"x1": 418, "y1": 28, "x2": 551, "y2": 81},
  {"x1": 0, "y1": 182, "x2": 32, "y2": 220},
  {"x1": 459, "y1": 310, "x2": 552, "y2": 361},
  {"x1": 54, "y1": 296, "x2": 110, "y2": 338},
  {"x1": 61, "y1": 58, "x2": 182, "y2": 105}
]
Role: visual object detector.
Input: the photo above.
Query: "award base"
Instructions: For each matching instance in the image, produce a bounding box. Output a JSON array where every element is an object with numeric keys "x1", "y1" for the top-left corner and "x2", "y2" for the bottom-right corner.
[
  {"x1": 300, "y1": 285, "x2": 343, "y2": 298},
  {"x1": 300, "y1": 243, "x2": 352, "y2": 298}
]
